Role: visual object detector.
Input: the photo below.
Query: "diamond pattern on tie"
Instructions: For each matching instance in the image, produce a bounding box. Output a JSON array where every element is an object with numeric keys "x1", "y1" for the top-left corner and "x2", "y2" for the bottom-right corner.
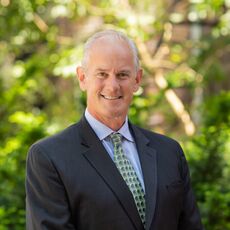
[{"x1": 110, "y1": 133, "x2": 146, "y2": 226}]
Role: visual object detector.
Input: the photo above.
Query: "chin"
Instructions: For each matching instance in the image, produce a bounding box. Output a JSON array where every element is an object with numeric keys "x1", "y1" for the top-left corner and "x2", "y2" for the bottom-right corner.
[{"x1": 104, "y1": 110, "x2": 126, "y2": 119}]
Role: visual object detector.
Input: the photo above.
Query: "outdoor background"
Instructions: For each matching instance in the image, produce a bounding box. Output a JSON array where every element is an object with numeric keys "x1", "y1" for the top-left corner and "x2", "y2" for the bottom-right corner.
[{"x1": 0, "y1": 0, "x2": 230, "y2": 229}]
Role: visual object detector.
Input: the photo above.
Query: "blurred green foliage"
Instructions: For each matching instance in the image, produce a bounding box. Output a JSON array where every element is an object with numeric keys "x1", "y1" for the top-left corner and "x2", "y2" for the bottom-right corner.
[
  {"x1": 185, "y1": 91, "x2": 230, "y2": 230},
  {"x1": 0, "y1": 0, "x2": 230, "y2": 229}
]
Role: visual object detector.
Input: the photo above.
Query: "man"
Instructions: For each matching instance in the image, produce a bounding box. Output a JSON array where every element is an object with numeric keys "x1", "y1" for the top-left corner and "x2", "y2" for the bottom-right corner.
[{"x1": 26, "y1": 30, "x2": 203, "y2": 230}]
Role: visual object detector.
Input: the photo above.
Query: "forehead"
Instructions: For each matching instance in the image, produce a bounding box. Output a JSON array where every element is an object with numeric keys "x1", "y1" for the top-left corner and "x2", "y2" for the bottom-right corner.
[
  {"x1": 87, "y1": 37, "x2": 135, "y2": 67},
  {"x1": 92, "y1": 36, "x2": 132, "y2": 52}
]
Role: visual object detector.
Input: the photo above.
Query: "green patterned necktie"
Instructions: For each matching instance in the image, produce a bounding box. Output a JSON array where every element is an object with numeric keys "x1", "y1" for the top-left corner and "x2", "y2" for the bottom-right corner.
[{"x1": 110, "y1": 133, "x2": 146, "y2": 226}]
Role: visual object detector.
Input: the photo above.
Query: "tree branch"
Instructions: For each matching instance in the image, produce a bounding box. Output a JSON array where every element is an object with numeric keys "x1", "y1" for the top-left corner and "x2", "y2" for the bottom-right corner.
[{"x1": 136, "y1": 39, "x2": 196, "y2": 135}]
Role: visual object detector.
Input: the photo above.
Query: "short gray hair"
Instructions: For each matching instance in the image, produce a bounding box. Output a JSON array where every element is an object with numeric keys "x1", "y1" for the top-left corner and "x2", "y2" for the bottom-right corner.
[{"x1": 81, "y1": 29, "x2": 140, "y2": 71}]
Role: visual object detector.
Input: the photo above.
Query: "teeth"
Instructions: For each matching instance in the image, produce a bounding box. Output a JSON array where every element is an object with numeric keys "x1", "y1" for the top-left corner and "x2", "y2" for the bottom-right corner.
[{"x1": 102, "y1": 95, "x2": 120, "y2": 100}]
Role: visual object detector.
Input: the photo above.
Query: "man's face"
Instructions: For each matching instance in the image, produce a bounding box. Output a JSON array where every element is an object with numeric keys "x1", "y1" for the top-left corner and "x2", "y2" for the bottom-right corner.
[{"x1": 77, "y1": 37, "x2": 142, "y2": 126}]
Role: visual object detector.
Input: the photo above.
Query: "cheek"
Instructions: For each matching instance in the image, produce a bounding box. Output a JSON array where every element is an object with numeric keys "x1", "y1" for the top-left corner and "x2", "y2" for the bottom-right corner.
[
  {"x1": 129, "y1": 83, "x2": 138, "y2": 94},
  {"x1": 124, "y1": 88, "x2": 136, "y2": 100},
  {"x1": 86, "y1": 80, "x2": 101, "y2": 93}
]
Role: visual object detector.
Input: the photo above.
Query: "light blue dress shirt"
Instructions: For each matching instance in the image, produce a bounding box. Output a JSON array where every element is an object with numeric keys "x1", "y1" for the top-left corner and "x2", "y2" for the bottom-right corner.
[{"x1": 85, "y1": 109, "x2": 145, "y2": 191}]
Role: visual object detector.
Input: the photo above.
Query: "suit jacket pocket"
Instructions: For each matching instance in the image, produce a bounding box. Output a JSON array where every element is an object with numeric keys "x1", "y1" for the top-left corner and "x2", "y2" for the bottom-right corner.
[{"x1": 165, "y1": 180, "x2": 184, "y2": 214}]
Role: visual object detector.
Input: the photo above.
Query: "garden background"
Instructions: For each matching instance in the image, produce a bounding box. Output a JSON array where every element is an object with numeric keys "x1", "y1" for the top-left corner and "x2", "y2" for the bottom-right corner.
[{"x1": 0, "y1": 0, "x2": 230, "y2": 229}]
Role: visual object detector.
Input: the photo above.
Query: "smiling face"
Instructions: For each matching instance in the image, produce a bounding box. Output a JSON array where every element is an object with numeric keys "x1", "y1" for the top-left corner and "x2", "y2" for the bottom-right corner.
[{"x1": 77, "y1": 36, "x2": 142, "y2": 130}]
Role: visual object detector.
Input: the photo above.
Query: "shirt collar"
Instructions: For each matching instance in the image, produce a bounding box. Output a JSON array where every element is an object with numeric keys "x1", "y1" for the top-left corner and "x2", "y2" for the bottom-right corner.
[{"x1": 85, "y1": 108, "x2": 134, "y2": 142}]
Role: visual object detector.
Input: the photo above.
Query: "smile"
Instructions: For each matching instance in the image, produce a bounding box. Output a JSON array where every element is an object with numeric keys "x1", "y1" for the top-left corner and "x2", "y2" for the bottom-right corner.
[{"x1": 101, "y1": 95, "x2": 122, "y2": 100}]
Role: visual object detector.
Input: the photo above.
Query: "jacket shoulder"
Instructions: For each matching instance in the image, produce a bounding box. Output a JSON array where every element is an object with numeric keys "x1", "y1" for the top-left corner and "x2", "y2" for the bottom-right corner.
[
  {"x1": 28, "y1": 121, "x2": 82, "y2": 158},
  {"x1": 37, "y1": 122, "x2": 80, "y2": 144},
  {"x1": 134, "y1": 125, "x2": 180, "y2": 148}
]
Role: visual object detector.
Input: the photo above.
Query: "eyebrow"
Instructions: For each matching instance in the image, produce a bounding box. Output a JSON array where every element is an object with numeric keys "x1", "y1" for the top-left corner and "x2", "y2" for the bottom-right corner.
[
  {"x1": 95, "y1": 68, "x2": 109, "y2": 72},
  {"x1": 94, "y1": 68, "x2": 132, "y2": 74},
  {"x1": 117, "y1": 70, "x2": 131, "y2": 74},
  {"x1": 95, "y1": 68, "x2": 131, "y2": 73}
]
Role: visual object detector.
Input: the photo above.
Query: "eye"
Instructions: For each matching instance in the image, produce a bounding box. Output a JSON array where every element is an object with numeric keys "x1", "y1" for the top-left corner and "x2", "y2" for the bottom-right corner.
[
  {"x1": 117, "y1": 72, "x2": 129, "y2": 79},
  {"x1": 97, "y1": 72, "x2": 108, "y2": 78}
]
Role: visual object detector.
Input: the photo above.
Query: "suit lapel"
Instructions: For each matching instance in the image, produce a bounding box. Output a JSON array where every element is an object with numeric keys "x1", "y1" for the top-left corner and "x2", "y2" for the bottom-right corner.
[
  {"x1": 130, "y1": 125, "x2": 157, "y2": 230},
  {"x1": 79, "y1": 117, "x2": 144, "y2": 230}
]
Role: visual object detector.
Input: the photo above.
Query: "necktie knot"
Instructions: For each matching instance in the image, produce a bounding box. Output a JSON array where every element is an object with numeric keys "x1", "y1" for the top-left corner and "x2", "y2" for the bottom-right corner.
[{"x1": 110, "y1": 133, "x2": 122, "y2": 146}]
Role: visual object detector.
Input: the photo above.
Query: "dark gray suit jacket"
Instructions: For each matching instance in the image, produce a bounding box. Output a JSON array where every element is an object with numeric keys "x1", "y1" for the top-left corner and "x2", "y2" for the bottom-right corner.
[{"x1": 26, "y1": 116, "x2": 203, "y2": 230}]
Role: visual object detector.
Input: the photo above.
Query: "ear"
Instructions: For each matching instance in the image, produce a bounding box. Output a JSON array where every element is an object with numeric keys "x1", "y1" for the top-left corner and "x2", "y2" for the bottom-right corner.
[
  {"x1": 76, "y1": 66, "x2": 87, "y2": 91},
  {"x1": 133, "y1": 69, "x2": 142, "y2": 92}
]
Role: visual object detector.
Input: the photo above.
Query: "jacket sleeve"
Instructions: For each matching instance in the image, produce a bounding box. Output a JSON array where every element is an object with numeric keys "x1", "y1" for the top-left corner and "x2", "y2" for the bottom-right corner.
[
  {"x1": 176, "y1": 143, "x2": 204, "y2": 230},
  {"x1": 26, "y1": 143, "x2": 76, "y2": 230}
]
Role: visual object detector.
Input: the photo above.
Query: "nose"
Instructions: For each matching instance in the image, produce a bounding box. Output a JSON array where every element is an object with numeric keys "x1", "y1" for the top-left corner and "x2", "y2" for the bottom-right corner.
[{"x1": 105, "y1": 74, "x2": 120, "y2": 92}]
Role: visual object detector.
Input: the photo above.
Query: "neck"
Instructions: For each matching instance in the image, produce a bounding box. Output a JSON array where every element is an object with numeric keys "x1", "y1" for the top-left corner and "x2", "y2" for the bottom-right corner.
[
  {"x1": 101, "y1": 117, "x2": 125, "y2": 131},
  {"x1": 87, "y1": 109, "x2": 126, "y2": 131}
]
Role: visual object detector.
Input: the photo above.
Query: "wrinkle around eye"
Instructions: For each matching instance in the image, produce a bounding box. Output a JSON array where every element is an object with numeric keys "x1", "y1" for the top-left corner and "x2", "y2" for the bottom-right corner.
[
  {"x1": 96, "y1": 72, "x2": 108, "y2": 78},
  {"x1": 117, "y1": 74, "x2": 129, "y2": 80}
]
